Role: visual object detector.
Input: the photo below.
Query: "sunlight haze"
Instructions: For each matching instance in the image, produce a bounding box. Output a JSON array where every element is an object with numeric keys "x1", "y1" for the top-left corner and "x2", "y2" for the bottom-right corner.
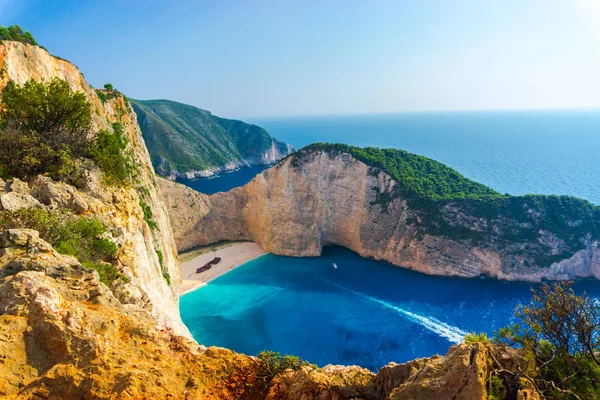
[{"x1": 3, "y1": 0, "x2": 600, "y2": 118}]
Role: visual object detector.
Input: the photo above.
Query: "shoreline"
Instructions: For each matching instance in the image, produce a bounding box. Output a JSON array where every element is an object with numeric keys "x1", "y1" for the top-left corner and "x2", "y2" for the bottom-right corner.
[{"x1": 178, "y1": 242, "x2": 268, "y2": 295}]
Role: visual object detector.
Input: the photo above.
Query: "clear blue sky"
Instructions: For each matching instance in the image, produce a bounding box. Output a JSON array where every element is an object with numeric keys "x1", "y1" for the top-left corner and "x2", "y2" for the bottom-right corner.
[{"x1": 2, "y1": 0, "x2": 600, "y2": 118}]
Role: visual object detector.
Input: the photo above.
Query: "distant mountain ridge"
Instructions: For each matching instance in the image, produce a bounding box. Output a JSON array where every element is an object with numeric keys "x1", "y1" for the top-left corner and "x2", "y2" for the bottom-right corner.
[{"x1": 130, "y1": 99, "x2": 293, "y2": 180}]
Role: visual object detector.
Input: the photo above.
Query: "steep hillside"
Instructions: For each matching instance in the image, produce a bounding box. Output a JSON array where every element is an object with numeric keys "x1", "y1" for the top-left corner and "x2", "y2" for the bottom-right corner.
[
  {"x1": 130, "y1": 99, "x2": 293, "y2": 179},
  {"x1": 160, "y1": 144, "x2": 600, "y2": 281},
  {"x1": 0, "y1": 40, "x2": 187, "y2": 334}
]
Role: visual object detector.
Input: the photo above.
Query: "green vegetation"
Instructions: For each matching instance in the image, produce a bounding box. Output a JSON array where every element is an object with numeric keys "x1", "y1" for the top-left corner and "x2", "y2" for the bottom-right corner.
[
  {"x1": 292, "y1": 143, "x2": 600, "y2": 265},
  {"x1": 464, "y1": 332, "x2": 490, "y2": 344},
  {"x1": 487, "y1": 372, "x2": 506, "y2": 400},
  {"x1": 0, "y1": 78, "x2": 91, "y2": 179},
  {"x1": 495, "y1": 282, "x2": 600, "y2": 399},
  {"x1": 155, "y1": 249, "x2": 171, "y2": 285},
  {"x1": 0, "y1": 25, "x2": 37, "y2": 46},
  {"x1": 129, "y1": 99, "x2": 291, "y2": 177},
  {"x1": 95, "y1": 90, "x2": 106, "y2": 103},
  {"x1": 255, "y1": 351, "x2": 316, "y2": 389},
  {"x1": 162, "y1": 271, "x2": 171, "y2": 286},
  {"x1": 293, "y1": 143, "x2": 501, "y2": 201},
  {"x1": 0, "y1": 78, "x2": 135, "y2": 186},
  {"x1": 139, "y1": 199, "x2": 157, "y2": 230},
  {"x1": 89, "y1": 122, "x2": 137, "y2": 186},
  {"x1": 0, "y1": 208, "x2": 121, "y2": 285},
  {"x1": 95, "y1": 84, "x2": 120, "y2": 104}
]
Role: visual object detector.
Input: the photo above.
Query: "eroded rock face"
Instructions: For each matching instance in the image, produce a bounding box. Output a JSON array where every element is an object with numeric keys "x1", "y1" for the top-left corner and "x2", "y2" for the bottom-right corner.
[
  {"x1": 265, "y1": 343, "x2": 539, "y2": 400},
  {"x1": 160, "y1": 151, "x2": 600, "y2": 282},
  {"x1": 0, "y1": 229, "x2": 263, "y2": 399},
  {"x1": 0, "y1": 41, "x2": 186, "y2": 335}
]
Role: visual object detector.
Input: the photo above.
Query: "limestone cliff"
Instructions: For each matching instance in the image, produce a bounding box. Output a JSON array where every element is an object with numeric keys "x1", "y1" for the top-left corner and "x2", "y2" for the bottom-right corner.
[
  {"x1": 160, "y1": 148, "x2": 600, "y2": 282},
  {"x1": 0, "y1": 41, "x2": 187, "y2": 335}
]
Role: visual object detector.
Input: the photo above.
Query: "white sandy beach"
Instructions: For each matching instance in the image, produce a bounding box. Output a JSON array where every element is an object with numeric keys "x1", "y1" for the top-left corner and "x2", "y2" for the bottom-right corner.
[{"x1": 178, "y1": 242, "x2": 267, "y2": 295}]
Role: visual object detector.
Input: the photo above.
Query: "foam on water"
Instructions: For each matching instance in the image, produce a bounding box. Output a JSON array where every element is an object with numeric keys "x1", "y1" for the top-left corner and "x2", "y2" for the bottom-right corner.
[
  {"x1": 333, "y1": 283, "x2": 466, "y2": 343},
  {"x1": 181, "y1": 247, "x2": 600, "y2": 370}
]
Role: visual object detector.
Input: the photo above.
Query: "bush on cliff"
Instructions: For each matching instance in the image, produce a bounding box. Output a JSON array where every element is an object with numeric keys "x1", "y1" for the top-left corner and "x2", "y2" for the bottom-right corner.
[
  {"x1": 0, "y1": 78, "x2": 92, "y2": 179},
  {"x1": 0, "y1": 25, "x2": 38, "y2": 46},
  {"x1": 89, "y1": 122, "x2": 136, "y2": 186},
  {"x1": 495, "y1": 282, "x2": 600, "y2": 399},
  {"x1": 0, "y1": 78, "x2": 135, "y2": 186},
  {"x1": 0, "y1": 208, "x2": 120, "y2": 285}
]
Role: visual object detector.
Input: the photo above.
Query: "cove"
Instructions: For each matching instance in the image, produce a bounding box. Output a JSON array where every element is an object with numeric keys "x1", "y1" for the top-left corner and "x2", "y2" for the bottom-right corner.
[{"x1": 180, "y1": 246, "x2": 600, "y2": 372}]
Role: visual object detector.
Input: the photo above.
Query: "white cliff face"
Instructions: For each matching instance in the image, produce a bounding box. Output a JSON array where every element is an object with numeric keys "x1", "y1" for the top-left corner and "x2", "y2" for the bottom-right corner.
[
  {"x1": 0, "y1": 42, "x2": 188, "y2": 336},
  {"x1": 160, "y1": 151, "x2": 600, "y2": 282}
]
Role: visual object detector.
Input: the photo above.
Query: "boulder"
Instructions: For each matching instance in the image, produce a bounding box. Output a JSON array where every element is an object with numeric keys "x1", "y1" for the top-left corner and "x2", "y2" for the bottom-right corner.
[
  {"x1": 0, "y1": 192, "x2": 43, "y2": 211},
  {"x1": 7, "y1": 178, "x2": 29, "y2": 194},
  {"x1": 36, "y1": 180, "x2": 76, "y2": 208}
]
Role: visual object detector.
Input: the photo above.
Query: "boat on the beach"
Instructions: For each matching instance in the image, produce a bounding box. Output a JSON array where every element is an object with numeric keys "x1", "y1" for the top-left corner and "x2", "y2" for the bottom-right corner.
[{"x1": 196, "y1": 265, "x2": 212, "y2": 273}]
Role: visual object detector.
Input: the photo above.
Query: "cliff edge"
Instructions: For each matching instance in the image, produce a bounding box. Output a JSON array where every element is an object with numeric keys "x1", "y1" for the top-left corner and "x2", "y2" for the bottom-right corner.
[
  {"x1": 160, "y1": 144, "x2": 600, "y2": 281},
  {"x1": 0, "y1": 41, "x2": 187, "y2": 334}
]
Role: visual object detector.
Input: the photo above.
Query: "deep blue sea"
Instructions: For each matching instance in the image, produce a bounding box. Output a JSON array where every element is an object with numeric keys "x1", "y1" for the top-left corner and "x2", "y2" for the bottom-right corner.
[
  {"x1": 180, "y1": 111, "x2": 600, "y2": 371},
  {"x1": 187, "y1": 111, "x2": 600, "y2": 203},
  {"x1": 181, "y1": 247, "x2": 600, "y2": 371}
]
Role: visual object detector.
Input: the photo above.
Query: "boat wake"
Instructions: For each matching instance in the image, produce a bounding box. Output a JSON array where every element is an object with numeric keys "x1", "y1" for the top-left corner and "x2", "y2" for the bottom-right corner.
[{"x1": 332, "y1": 283, "x2": 466, "y2": 344}]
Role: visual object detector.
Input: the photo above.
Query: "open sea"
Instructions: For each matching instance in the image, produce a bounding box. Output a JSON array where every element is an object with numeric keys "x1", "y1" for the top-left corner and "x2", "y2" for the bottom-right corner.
[{"x1": 180, "y1": 111, "x2": 600, "y2": 370}]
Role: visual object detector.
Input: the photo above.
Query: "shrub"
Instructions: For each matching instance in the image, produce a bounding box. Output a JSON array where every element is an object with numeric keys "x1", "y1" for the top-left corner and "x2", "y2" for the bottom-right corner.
[
  {"x1": 495, "y1": 282, "x2": 600, "y2": 399},
  {"x1": 255, "y1": 351, "x2": 315, "y2": 389},
  {"x1": 0, "y1": 78, "x2": 135, "y2": 187},
  {"x1": 464, "y1": 332, "x2": 490, "y2": 344},
  {"x1": 96, "y1": 90, "x2": 106, "y2": 103},
  {"x1": 89, "y1": 122, "x2": 137, "y2": 186},
  {"x1": 0, "y1": 25, "x2": 38, "y2": 45},
  {"x1": 0, "y1": 209, "x2": 120, "y2": 284},
  {"x1": 0, "y1": 78, "x2": 92, "y2": 179},
  {"x1": 82, "y1": 261, "x2": 118, "y2": 286},
  {"x1": 103, "y1": 83, "x2": 114, "y2": 91},
  {"x1": 162, "y1": 271, "x2": 171, "y2": 286},
  {"x1": 139, "y1": 200, "x2": 157, "y2": 230},
  {"x1": 155, "y1": 249, "x2": 171, "y2": 285}
]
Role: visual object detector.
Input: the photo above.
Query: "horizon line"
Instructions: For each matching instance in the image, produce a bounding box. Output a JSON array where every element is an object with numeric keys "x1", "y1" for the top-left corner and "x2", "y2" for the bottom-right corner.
[{"x1": 238, "y1": 106, "x2": 600, "y2": 121}]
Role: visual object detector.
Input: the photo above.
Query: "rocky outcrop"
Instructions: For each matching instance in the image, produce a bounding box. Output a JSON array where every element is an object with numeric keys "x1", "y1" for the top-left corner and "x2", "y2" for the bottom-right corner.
[
  {"x1": 0, "y1": 41, "x2": 186, "y2": 335},
  {"x1": 0, "y1": 229, "x2": 261, "y2": 399},
  {"x1": 160, "y1": 150, "x2": 600, "y2": 282},
  {"x1": 266, "y1": 342, "x2": 539, "y2": 400}
]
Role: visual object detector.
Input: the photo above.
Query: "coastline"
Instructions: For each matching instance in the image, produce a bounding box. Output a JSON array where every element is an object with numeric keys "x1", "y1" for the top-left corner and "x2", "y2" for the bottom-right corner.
[{"x1": 178, "y1": 242, "x2": 268, "y2": 295}]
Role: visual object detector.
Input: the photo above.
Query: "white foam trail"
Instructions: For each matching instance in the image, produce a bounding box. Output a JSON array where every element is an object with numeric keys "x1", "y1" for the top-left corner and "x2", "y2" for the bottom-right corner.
[{"x1": 333, "y1": 283, "x2": 466, "y2": 344}]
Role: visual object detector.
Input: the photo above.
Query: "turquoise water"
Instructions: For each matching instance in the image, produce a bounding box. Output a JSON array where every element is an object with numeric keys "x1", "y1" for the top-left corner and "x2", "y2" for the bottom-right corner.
[
  {"x1": 185, "y1": 111, "x2": 600, "y2": 203},
  {"x1": 180, "y1": 111, "x2": 600, "y2": 370},
  {"x1": 181, "y1": 247, "x2": 600, "y2": 371}
]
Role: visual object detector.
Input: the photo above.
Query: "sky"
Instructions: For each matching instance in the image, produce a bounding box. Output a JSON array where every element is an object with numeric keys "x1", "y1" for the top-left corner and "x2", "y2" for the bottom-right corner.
[{"x1": 1, "y1": 0, "x2": 600, "y2": 118}]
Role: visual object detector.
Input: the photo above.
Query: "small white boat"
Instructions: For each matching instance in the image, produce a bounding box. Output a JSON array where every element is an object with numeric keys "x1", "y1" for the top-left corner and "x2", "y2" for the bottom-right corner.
[{"x1": 332, "y1": 263, "x2": 338, "y2": 269}]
